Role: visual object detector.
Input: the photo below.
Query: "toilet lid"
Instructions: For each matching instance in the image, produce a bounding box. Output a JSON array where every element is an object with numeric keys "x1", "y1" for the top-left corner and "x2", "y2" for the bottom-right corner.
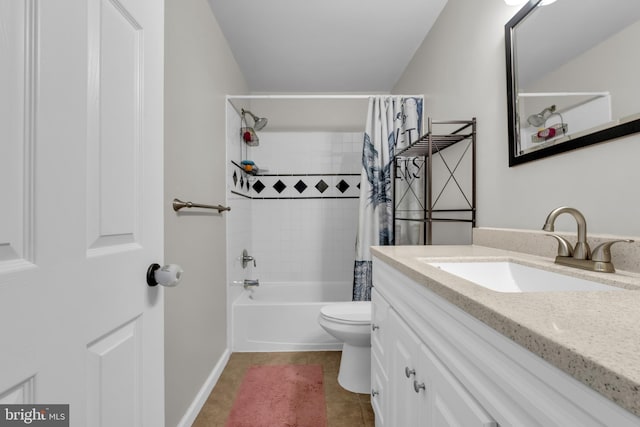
[{"x1": 320, "y1": 302, "x2": 371, "y2": 323}]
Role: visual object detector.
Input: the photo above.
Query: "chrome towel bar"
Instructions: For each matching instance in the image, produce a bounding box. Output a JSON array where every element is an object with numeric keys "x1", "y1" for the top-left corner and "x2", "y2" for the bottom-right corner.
[{"x1": 173, "y1": 198, "x2": 231, "y2": 213}]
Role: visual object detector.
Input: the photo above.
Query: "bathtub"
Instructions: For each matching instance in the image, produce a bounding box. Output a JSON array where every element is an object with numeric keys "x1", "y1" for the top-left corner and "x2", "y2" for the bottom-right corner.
[{"x1": 232, "y1": 282, "x2": 352, "y2": 352}]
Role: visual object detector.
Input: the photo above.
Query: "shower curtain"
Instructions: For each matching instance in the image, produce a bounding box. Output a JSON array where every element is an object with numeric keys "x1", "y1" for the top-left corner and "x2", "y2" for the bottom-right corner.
[{"x1": 353, "y1": 96, "x2": 423, "y2": 301}]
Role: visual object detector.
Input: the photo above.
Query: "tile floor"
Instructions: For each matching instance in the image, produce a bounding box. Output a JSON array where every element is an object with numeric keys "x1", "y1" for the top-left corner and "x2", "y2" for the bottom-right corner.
[{"x1": 192, "y1": 351, "x2": 375, "y2": 427}]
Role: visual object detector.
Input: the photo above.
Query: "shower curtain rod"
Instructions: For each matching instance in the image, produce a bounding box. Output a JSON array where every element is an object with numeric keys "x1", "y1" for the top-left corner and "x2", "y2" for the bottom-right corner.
[{"x1": 227, "y1": 94, "x2": 424, "y2": 100}]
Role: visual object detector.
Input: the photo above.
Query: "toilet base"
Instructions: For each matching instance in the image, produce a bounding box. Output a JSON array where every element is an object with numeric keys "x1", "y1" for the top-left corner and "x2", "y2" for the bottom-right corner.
[{"x1": 337, "y1": 343, "x2": 371, "y2": 394}]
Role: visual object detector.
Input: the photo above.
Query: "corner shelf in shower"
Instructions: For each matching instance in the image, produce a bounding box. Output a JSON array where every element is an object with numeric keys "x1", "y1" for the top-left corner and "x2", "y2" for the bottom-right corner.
[
  {"x1": 231, "y1": 160, "x2": 260, "y2": 175},
  {"x1": 393, "y1": 118, "x2": 476, "y2": 245}
]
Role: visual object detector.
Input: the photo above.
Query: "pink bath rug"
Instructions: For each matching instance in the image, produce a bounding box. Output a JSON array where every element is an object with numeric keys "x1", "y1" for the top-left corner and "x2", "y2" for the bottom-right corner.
[{"x1": 225, "y1": 364, "x2": 327, "y2": 427}]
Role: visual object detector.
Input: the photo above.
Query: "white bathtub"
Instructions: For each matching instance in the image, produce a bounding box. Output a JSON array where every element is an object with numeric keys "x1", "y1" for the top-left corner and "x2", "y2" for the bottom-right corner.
[{"x1": 232, "y1": 282, "x2": 352, "y2": 352}]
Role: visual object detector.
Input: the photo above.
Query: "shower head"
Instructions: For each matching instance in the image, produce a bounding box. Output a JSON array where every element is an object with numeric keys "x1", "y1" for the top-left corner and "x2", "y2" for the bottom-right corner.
[
  {"x1": 527, "y1": 104, "x2": 556, "y2": 127},
  {"x1": 241, "y1": 109, "x2": 268, "y2": 131}
]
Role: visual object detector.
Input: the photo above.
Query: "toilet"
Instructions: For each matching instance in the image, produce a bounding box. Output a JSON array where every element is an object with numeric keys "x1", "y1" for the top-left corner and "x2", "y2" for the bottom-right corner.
[{"x1": 318, "y1": 301, "x2": 371, "y2": 394}]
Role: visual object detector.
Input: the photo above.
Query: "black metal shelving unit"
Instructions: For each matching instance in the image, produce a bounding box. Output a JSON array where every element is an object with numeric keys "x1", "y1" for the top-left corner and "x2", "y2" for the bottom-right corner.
[{"x1": 393, "y1": 118, "x2": 476, "y2": 245}]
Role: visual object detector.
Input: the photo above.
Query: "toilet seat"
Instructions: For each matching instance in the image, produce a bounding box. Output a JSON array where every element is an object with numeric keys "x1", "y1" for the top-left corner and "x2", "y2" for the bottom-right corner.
[{"x1": 320, "y1": 302, "x2": 371, "y2": 325}]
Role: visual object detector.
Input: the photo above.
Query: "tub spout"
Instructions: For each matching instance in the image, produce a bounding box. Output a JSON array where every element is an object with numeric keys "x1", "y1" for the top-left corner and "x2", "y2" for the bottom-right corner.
[{"x1": 243, "y1": 279, "x2": 259, "y2": 289}]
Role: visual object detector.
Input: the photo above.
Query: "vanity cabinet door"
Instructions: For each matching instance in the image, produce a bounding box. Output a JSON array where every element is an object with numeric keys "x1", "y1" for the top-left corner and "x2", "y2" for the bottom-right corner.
[
  {"x1": 371, "y1": 288, "x2": 391, "y2": 425},
  {"x1": 371, "y1": 356, "x2": 387, "y2": 426},
  {"x1": 371, "y1": 288, "x2": 390, "y2": 363},
  {"x1": 418, "y1": 343, "x2": 497, "y2": 427},
  {"x1": 388, "y1": 309, "x2": 424, "y2": 427},
  {"x1": 385, "y1": 306, "x2": 497, "y2": 427}
]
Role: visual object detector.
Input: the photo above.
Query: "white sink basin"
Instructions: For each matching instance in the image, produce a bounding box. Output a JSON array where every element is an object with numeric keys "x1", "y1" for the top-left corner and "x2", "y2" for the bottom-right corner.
[{"x1": 427, "y1": 261, "x2": 622, "y2": 293}]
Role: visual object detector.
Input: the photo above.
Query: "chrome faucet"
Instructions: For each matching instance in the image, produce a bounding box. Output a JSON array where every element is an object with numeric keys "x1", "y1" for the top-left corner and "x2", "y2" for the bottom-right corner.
[{"x1": 542, "y1": 206, "x2": 633, "y2": 273}]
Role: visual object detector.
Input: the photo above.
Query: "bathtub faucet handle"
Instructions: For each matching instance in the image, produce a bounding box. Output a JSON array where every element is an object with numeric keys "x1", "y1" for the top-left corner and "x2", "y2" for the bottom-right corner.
[{"x1": 241, "y1": 249, "x2": 256, "y2": 268}]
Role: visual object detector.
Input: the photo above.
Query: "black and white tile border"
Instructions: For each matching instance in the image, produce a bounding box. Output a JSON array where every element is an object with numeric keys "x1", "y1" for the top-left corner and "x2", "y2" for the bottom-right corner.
[{"x1": 230, "y1": 164, "x2": 360, "y2": 199}]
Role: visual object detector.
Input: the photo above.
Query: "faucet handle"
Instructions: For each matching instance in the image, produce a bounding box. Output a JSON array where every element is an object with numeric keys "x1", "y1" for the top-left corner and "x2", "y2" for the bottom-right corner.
[
  {"x1": 546, "y1": 234, "x2": 574, "y2": 257},
  {"x1": 591, "y1": 239, "x2": 634, "y2": 262},
  {"x1": 241, "y1": 249, "x2": 256, "y2": 268}
]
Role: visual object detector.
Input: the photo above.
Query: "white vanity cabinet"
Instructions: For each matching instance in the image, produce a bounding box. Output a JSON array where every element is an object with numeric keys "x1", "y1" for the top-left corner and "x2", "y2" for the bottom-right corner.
[
  {"x1": 374, "y1": 290, "x2": 496, "y2": 426},
  {"x1": 371, "y1": 256, "x2": 640, "y2": 427}
]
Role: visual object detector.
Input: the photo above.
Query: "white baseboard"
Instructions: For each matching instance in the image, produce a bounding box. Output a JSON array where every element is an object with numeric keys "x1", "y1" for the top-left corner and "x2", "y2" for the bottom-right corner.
[{"x1": 176, "y1": 348, "x2": 231, "y2": 427}]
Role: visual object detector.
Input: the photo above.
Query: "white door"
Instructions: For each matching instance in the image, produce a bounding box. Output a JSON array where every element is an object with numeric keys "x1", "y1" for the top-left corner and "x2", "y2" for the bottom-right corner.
[{"x1": 0, "y1": 0, "x2": 164, "y2": 426}]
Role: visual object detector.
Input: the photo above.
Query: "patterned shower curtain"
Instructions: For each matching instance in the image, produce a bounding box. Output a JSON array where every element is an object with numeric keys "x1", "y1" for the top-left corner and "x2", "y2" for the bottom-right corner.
[{"x1": 352, "y1": 96, "x2": 422, "y2": 301}]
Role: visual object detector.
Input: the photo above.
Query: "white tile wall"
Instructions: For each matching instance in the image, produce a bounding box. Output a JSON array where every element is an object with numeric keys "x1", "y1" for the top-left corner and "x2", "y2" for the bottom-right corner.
[
  {"x1": 247, "y1": 131, "x2": 362, "y2": 175},
  {"x1": 228, "y1": 130, "x2": 362, "y2": 284},
  {"x1": 251, "y1": 198, "x2": 359, "y2": 283}
]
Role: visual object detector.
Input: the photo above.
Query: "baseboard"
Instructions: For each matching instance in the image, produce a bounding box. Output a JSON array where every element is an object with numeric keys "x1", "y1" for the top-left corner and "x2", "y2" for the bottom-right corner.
[{"x1": 176, "y1": 348, "x2": 231, "y2": 427}]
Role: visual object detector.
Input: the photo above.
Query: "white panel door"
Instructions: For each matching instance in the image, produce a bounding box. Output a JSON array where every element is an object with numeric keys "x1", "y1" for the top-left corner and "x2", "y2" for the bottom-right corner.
[{"x1": 0, "y1": 0, "x2": 164, "y2": 425}]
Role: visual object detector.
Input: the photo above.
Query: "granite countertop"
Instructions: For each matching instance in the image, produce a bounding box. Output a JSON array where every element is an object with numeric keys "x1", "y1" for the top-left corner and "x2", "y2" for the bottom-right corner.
[{"x1": 371, "y1": 244, "x2": 640, "y2": 418}]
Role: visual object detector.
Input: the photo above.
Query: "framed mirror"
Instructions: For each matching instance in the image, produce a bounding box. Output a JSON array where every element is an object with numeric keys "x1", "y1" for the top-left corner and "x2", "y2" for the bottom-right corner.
[{"x1": 505, "y1": 0, "x2": 640, "y2": 166}]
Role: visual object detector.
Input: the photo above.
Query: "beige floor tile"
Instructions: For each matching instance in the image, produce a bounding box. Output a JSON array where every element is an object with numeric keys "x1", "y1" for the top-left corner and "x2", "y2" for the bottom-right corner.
[
  {"x1": 225, "y1": 352, "x2": 253, "y2": 371},
  {"x1": 323, "y1": 374, "x2": 361, "y2": 404},
  {"x1": 250, "y1": 351, "x2": 310, "y2": 365},
  {"x1": 194, "y1": 351, "x2": 364, "y2": 427},
  {"x1": 326, "y1": 400, "x2": 365, "y2": 427},
  {"x1": 360, "y1": 397, "x2": 376, "y2": 427}
]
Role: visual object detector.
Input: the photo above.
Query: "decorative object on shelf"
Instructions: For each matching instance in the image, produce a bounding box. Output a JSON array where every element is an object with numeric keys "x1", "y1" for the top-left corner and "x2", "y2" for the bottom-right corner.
[{"x1": 241, "y1": 159, "x2": 258, "y2": 174}]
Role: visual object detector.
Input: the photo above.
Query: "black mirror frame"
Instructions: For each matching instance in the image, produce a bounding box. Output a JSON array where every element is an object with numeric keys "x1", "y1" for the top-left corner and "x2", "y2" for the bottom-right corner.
[{"x1": 505, "y1": 0, "x2": 640, "y2": 167}]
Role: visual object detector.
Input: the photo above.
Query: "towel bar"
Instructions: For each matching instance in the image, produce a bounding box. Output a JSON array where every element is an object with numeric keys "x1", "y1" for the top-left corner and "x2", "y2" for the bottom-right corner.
[{"x1": 173, "y1": 198, "x2": 231, "y2": 213}]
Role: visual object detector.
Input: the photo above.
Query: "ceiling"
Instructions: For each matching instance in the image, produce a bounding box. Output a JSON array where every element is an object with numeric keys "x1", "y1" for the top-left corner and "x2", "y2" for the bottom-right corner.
[{"x1": 208, "y1": 0, "x2": 448, "y2": 93}]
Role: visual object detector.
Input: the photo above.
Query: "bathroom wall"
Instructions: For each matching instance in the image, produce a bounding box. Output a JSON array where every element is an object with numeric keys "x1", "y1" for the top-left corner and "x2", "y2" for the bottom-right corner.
[
  {"x1": 393, "y1": 0, "x2": 640, "y2": 237},
  {"x1": 164, "y1": 1, "x2": 248, "y2": 426}
]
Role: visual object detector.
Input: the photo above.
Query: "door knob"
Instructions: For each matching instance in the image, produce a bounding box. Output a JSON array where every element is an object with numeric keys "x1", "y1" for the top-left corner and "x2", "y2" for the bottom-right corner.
[{"x1": 147, "y1": 263, "x2": 183, "y2": 287}]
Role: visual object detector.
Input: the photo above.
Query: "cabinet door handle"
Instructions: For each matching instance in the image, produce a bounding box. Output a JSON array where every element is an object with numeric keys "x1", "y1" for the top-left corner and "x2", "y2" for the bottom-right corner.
[
  {"x1": 372, "y1": 324, "x2": 380, "y2": 331},
  {"x1": 413, "y1": 380, "x2": 426, "y2": 393},
  {"x1": 371, "y1": 389, "x2": 379, "y2": 397},
  {"x1": 405, "y1": 367, "x2": 416, "y2": 378}
]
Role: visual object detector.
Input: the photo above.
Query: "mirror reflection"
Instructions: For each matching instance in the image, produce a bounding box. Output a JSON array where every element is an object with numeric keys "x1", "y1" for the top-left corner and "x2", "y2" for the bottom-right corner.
[{"x1": 506, "y1": 0, "x2": 640, "y2": 165}]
